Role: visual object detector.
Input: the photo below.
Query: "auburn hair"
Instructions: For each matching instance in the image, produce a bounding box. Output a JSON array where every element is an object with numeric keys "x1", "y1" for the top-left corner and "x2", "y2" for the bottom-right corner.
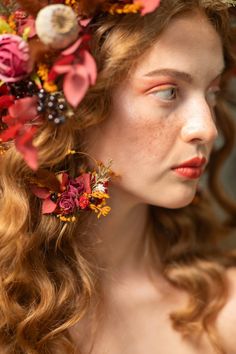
[{"x1": 0, "y1": 0, "x2": 236, "y2": 353}]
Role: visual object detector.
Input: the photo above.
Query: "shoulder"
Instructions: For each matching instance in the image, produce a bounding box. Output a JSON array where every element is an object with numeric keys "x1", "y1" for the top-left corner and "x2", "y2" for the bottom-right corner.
[{"x1": 215, "y1": 267, "x2": 236, "y2": 354}]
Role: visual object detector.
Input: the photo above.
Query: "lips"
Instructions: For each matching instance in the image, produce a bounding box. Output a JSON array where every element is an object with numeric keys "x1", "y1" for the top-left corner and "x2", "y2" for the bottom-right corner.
[{"x1": 171, "y1": 157, "x2": 207, "y2": 179}]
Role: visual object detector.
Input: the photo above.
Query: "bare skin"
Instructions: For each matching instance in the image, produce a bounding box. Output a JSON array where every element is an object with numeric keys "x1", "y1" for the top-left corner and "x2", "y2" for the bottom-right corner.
[{"x1": 69, "y1": 10, "x2": 236, "y2": 354}]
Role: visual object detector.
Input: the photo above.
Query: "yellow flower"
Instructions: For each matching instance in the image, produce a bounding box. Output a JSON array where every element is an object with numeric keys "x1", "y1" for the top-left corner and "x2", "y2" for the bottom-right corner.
[
  {"x1": 43, "y1": 81, "x2": 58, "y2": 93},
  {"x1": 37, "y1": 63, "x2": 49, "y2": 82},
  {"x1": 65, "y1": 0, "x2": 79, "y2": 12},
  {"x1": 90, "y1": 204, "x2": 111, "y2": 218},
  {"x1": 58, "y1": 215, "x2": 77, "y2": 222},
  {"x1": 91, "y1": 191, "x2": 110, "y2": 199},
  {"x1": 108, "y1": 3, "x2": 141, "y2": 15}
]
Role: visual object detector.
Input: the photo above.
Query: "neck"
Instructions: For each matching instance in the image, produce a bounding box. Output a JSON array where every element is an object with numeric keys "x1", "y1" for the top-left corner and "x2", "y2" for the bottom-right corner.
[{"x1": 89, "y1": 184, "x2": 156, "y2": 281}]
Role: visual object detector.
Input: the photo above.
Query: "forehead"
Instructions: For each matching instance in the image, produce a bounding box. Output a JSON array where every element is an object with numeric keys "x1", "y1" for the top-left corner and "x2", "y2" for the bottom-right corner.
[{"x1": 133, "y1": 10, "x2": 224, "y2": 81}]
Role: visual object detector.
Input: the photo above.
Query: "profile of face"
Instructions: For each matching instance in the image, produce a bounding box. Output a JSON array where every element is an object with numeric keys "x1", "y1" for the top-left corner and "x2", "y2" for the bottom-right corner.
[{"x1": 86, "y1": 10, "x2": 225, "y2": 209}]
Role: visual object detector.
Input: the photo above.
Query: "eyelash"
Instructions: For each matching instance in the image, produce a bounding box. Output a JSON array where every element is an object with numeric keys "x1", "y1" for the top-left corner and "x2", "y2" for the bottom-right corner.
[{"x1": 150, "y1": 86, "x2": 221, "y2": 106}]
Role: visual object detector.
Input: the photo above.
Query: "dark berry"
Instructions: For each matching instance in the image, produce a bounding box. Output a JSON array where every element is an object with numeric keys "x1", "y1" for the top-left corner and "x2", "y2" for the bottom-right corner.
[
  {"x1": 47, "y1": 112, "x2": 57, "y2": 120},
  {"x1": 50, "y1": 193, "x2": 58, "y2": 202},
  {"x1": 48, "y1": 95, "x2": 57, "y2": 102},
  {"x1": 90, "y1": 197, "x2": 97, "y2": 204},
  {"x1": 58, "y1": 103, "x2": 66, "y2": 111},
  {"x1": 27, "y1": 81, "x2": 35, "y2": 91},
  {"x1": 37, "y1": 104, "x2": 45, "y2": 113},
  {"x1": 38, "y1": 91, "x2": 47, "y2": 101},
  {"x1": 54, "y1": 115, "x2": 66, "y2": 124},
  {"x1": 47, "y1": 101, "x2": 56, "y2": 109}
]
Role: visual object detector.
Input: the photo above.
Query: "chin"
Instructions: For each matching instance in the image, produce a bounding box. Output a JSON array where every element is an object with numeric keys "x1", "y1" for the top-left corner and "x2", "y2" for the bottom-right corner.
[{"x1": 148, "y1": 187, "x2": 197, "y2": 209}]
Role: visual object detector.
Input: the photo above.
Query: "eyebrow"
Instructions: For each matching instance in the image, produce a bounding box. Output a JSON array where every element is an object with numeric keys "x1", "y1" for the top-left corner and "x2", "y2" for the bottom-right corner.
[{"x1": 143, "y1": 67, "x2": 225, "y2": 84}]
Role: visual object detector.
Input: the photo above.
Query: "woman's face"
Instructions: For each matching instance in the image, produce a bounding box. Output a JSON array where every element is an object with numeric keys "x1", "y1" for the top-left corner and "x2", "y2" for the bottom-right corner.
[{"x1": 86, "y1": 10, "x2": 225, "y2": 208}]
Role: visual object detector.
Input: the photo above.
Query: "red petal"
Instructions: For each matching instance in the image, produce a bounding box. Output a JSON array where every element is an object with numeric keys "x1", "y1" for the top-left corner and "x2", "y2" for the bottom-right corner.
[
  {"x1": 0, "y1": 123, "x2": 22, "y2": 141},
  {"x1": 9, "y1": 97, "x2": 38, "y2": 123},
  {"x1": 2, "y1": 114, "x2": 18, "y2": 126},
  {"x1": 0, "y1": 95, "x2": 14, "y2": 110},
  {"x1": 63, "y1": 68, "x2": 89, "y2": 108},
  {"x1": 76, "y1": 173, "x2": 91, "y2": 194},
  {"x1": 42, "y1": 199, "x2": 57, "y2": 214},
  {"x1": 54, "y1": 54, "x2": 75, "y2": 67},
  {"x1": 30, "y1": 185, "x2": 51, "y2": 199},
  {"x1": 0, "y1": 84, "x2": 9, "y2": 95},
  {"x1": 15, "y1": 126, "x2": 38, "y2": 170}
]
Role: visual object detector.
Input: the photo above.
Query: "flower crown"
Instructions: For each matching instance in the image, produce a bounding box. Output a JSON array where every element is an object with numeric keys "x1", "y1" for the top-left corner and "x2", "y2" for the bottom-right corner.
[{"x1": 0, "y1": 0, "x2": 163, "y2": 170}]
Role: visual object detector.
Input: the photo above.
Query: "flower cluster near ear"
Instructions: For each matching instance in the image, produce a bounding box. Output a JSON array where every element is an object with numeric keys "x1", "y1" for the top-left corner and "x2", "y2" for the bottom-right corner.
[
  {"x1": 30, "y1": 155, "x2": 113, "y2": 221},
  {"x1": 0, "y1": 0, "x2": 161, "y2": 171}
]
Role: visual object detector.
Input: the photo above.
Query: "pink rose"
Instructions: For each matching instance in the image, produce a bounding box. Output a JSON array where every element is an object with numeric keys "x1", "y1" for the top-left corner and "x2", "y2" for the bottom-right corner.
[
  {"x1": 58, "y1": 192, "x2": 76, "y2": 215},
  {"x1": 0, "y1": 34, "x2": 32, "y2": 83}
]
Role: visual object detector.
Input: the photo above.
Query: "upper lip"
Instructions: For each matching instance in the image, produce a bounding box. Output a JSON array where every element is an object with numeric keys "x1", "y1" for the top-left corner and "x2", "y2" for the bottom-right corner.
[{"x1": 172, "y1": 157, "x2": 207, "y2": 169}]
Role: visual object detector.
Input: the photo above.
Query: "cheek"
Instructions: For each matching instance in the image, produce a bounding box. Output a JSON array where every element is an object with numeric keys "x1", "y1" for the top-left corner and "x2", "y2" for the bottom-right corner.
[{"x1": 102, "y1": 112, "x2": 174, "y2": 169}]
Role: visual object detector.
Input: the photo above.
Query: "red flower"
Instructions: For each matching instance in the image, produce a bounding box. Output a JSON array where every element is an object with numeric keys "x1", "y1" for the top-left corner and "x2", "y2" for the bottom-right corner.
[
  {"x1": 30, "y1": 185, "x2": 57, "y2": 214},
  {"x1": 0, "y1": 96, "x2": 40, "y2": 170},
  {"x1": 78, "y1": 195, "x2": 90, "y2": 209}
]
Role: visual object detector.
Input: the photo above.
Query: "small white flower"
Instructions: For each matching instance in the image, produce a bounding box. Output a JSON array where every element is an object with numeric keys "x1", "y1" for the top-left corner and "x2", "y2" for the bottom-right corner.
[
  {"x1": 35, "y1": 4, "x2": 80, "y2": 49},
  {"x1": 94, "y1": 184, "x2": 106, "y2": 193}
]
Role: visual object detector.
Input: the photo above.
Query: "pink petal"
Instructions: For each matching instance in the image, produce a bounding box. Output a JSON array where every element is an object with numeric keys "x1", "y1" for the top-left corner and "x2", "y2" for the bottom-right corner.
[
  {"x1": 30, "y1": 185, "x2": 51, "y2": 199},
  {"x1": 15, "y1": 126, "x2": 38, "y2": 170},
  {"x1": 134, "y1": 0, "x2": 161, "y2": 15},
  {"x1": 62, "y1": 37, "x2": 83, "y2": 56},
  {"x1": 53, "y1": 65, "x2": 73, "y2": 74},
  {"x1": 79, "y1": 18, "x2": 92, "y2": 27},
  {"x1": 81, "y1": 50, "x2": 97, "y2": 85},
  {"x1": 56, "y1": 172, "x2": 69, "y2": 191},
  {"x1": 42, "y1": 199, "x2": 57, "y2": 214},
  {"x1": 63, "y1": 68, "x2": 89, "y2": 108},
  {"x1": 16, "y1": 141, "x2": 38, "y2": 170}
]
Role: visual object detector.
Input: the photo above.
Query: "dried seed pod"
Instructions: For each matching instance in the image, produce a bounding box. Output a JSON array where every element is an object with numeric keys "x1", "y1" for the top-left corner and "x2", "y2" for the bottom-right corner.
[{"x1": 35, "y1": 4, "x2": 80, "y2": 49}]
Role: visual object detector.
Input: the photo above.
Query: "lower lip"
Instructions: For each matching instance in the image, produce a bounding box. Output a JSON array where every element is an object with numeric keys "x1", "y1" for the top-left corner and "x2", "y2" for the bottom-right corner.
[{"x1": 172, "y1": 167, "x2": 203, "y2": 179}]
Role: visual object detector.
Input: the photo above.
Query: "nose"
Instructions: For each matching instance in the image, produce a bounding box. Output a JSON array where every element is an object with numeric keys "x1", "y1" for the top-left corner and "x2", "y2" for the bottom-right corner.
[{"x1": 181, "y1": 97, "x2": 218, "y2": 144}]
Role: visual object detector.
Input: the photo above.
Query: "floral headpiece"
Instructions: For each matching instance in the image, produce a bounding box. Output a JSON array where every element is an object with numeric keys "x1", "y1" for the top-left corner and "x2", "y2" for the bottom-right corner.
[
  {"x1": 0, "y1": 0, "x2": 161, "y2": 170},
  {"x1": 29, "y1": 151, "x2": 113, "y2": 221}
]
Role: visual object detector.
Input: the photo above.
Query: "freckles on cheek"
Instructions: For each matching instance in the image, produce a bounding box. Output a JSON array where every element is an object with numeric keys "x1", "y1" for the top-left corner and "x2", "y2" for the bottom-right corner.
[{"x1": 136, "y1": 120, "x2": 170, "y2": 159}]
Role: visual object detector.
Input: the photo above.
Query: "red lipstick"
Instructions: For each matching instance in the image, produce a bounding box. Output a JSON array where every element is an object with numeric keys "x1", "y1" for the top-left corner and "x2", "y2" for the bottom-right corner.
[{"x1": 171, "y1": 157, "x2": 207, "y2": 179}]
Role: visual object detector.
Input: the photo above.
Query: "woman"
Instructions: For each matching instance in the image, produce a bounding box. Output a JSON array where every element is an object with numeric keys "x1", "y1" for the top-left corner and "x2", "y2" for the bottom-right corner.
[{"x1": 0, "y1": 0, "x2": 236, "y2": 353}]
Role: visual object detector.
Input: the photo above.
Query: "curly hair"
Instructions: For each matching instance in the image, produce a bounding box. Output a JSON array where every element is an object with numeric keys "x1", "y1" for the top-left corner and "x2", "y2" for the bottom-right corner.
[{"x1": 0, "y1": 0, "x2": 236, "y2": 353}]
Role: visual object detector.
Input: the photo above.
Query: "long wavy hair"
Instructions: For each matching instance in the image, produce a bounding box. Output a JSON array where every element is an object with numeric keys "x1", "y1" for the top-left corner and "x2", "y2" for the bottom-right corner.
[{"x1": 0, "y1": 0, "x2": 236, "y2": 353}]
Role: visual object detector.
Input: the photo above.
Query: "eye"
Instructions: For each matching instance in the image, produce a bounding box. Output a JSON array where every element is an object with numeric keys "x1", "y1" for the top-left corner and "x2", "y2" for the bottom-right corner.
[{"x1": 151, "y1": 86, "x2": 178, "y2": 101}]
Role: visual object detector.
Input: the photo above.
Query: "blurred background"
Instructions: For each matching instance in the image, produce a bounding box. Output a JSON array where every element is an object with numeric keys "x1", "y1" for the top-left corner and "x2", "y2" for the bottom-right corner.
[{"x1": 220, "y1": 8, "x2": 236, "y2": 247}]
